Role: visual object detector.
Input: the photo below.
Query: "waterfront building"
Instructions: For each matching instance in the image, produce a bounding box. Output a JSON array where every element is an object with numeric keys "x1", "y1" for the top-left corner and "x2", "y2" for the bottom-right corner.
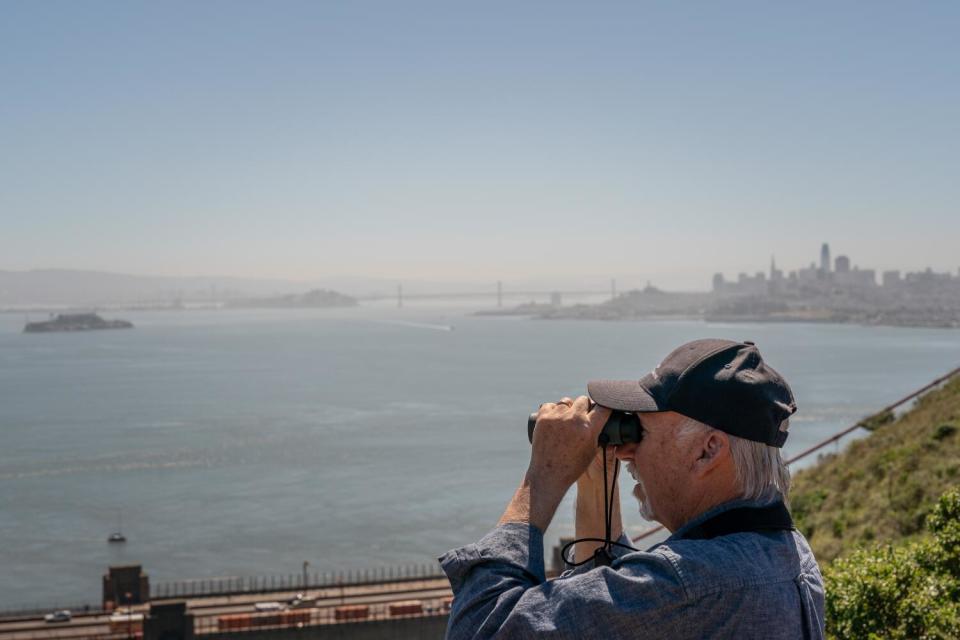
[
  {"x1": 733, "y1": 271, "x2": 767, "y2": 295},
  {"x1": 836, "y1": 267, "x2": 877, "y2": 288},
  {"x1": 712, "y1": 273, "x2": 726, "y2": 292},
  {"x1": 905, "y1": 267, "x2": 953, "y2": 284},
  {"x1": 797, "y1": 263, "x2": 820, "y2": 284},
  {"x1": 769, "y1": 256, "x2": 783, "y2": 281}
]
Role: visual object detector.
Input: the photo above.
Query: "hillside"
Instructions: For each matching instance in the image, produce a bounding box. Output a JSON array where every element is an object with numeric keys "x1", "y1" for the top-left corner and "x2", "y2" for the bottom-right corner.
[{"x1": 791, "y1": 372, "x2": 960, "y2": 562}]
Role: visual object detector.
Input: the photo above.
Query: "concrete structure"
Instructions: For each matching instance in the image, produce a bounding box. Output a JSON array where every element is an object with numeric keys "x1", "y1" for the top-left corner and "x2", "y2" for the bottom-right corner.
[
  {"x1": 145, "y1": 601, "x2": 194, "y2": 640},
  {"x1": 103, "y1": 565, "x2": 150, "y2": 608}
]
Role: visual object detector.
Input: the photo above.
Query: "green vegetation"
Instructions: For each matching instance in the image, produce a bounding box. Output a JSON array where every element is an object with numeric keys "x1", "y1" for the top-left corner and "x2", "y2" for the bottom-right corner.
[
  {"x1": 825, "y1": 487, "x2": 960, "y2": 639},
  {"x1": 791, "y1": 375, "x2": 960, "y2": 562},
  {"x1": 788, "y1": 373, "x2": 960, "y2": 637}
]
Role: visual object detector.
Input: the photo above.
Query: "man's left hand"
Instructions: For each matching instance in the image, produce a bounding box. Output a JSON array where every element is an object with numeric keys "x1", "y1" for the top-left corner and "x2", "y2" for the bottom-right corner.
[{"x1": 499, "y1": 395, "x2": 610, "y2": 532}]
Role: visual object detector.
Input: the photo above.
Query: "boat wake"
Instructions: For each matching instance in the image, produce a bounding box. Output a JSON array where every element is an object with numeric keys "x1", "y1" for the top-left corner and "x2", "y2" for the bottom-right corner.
[{"x1": 372, "y1": 320, "x2": 455, "y2": 332}]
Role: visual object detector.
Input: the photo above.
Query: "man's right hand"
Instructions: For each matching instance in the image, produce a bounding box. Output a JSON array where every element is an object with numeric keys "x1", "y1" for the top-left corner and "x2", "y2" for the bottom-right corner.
[{"x1": 574, "y1": 441, "x2": 623, "y2": 564}]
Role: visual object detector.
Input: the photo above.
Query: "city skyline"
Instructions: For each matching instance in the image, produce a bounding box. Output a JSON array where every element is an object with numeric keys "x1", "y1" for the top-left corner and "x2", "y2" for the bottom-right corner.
[{"x1": 714, "y1": 242, "x2": 960, "y2": 292}]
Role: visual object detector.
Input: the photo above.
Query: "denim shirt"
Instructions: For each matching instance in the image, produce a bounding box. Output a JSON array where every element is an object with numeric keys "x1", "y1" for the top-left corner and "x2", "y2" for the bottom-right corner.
[{"x1": 439, "y1": 498, "x2": 825, "y2": 639}]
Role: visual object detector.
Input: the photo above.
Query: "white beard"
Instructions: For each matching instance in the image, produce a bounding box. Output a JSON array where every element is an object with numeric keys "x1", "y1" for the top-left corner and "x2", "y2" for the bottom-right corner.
[{"x1": 625, "y1": 461, "x2": 656, "y2": 521}]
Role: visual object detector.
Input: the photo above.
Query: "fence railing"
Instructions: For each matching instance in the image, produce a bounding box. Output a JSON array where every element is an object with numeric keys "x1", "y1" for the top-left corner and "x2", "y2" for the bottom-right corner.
[{"x1": 153, "y1": 562, "x2": 446, "y2": 600}]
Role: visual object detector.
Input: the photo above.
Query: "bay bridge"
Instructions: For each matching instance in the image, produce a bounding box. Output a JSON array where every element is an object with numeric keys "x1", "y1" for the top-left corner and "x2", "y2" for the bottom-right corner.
[{"x1": 357, "y1": 280, "x2": 620, "y2": 307}]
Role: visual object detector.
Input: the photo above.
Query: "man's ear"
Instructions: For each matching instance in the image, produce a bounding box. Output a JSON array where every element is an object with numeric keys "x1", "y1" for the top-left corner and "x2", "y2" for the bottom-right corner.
[{"x1": 693, "y1": 431, "x2": 729, "y2": 476}]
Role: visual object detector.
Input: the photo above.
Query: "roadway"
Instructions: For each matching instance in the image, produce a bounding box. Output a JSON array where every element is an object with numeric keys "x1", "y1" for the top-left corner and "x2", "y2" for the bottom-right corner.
[{"x1": 0, "y1": 578, "x2": 453, "y2": 640}]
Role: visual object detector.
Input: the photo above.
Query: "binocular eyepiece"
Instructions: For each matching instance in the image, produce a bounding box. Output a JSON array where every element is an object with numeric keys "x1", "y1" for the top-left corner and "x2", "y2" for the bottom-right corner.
[{"x1": 527, "y1": 405, "x2": 643, "y2": 447}]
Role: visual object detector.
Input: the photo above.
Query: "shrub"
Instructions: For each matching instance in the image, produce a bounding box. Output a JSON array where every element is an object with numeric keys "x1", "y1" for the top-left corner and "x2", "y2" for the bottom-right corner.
[
  {"x1": 934, "y1": 424, "x2": 958, "y2": 441},
  {"x1": 859, "y1": 410, "x2": 896, "y2": 432},
  {"x1": 825, "y1": 487, "x2": 960, "y2": 639}
]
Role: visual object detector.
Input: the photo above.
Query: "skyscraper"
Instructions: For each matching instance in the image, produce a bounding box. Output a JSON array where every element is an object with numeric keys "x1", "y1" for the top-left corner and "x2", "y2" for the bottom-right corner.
[{"x1": 820, "y1": 243, "x2": 831, "y2": 273}]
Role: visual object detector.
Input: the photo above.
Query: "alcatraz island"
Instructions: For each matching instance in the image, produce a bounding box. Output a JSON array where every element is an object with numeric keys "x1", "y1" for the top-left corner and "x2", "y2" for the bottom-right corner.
[
  {"x1": 511, "y1": 243, "x2": 960, "y2": 329},
  {"x1": 23, "y1": 312, "x2": 134, "y2": 333}
]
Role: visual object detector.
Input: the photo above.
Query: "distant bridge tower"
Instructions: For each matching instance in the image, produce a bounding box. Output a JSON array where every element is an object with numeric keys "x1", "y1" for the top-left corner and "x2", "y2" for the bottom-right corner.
[
  {"x1": 820, "y1": 243, "x2": 831, "y2": 273},
  {"x1": 397, "y1": 283, "x2": 403, "y2": 308},
  {"x1": 497, "y1": 281, "x2": 503, "y2": 308}
]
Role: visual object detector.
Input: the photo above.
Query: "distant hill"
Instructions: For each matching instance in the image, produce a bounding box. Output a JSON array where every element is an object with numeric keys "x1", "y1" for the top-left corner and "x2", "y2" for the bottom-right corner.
[
  {"x1": 0, "y1": 269, "x2": 316, "y2": 307},
  {"x1": 0, "y1": 269, "x2": 406, "y2": 307},
  {"x1": 791, "y1": 372, "x2": 960, "y2": 562},
  {"x1": 0, "y1": 268, "x2": 582, "y2": 308}
]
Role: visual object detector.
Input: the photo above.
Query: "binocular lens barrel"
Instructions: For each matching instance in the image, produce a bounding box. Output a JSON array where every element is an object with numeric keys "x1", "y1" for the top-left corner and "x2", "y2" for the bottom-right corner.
[{"x1": 527, "y1": 409, "x2": 642, "y2": 446}]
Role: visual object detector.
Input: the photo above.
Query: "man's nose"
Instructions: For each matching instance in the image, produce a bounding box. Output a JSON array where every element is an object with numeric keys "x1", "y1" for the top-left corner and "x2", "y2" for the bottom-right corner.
[{"x1": 615, "y1": 442, "x2": 638, "y2": 460}]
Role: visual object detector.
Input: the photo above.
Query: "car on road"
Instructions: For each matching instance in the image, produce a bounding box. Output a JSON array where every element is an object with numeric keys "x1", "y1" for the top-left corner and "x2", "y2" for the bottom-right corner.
[
  {"x1": 253, "y1": 601, "x2": 284, "y2": 612},
  {"x1": 44, "y1": 610, "x2": 72, "y2": 623},
  {"x1": 287, "y1": 593, "x2": 318, "y2": 609}
]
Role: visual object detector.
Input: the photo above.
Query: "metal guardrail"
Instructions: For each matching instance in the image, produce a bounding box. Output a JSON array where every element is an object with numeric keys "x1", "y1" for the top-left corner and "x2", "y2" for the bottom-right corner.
[
  {"x1": 0, "y1": 564, "x2": 447, "y2": 619},
  {"x1": 153, "y1": 562, "x2": 446, "y2": 600},
  {"x1": 630, "y1": 365, "x2": 960, "y2": 544}
]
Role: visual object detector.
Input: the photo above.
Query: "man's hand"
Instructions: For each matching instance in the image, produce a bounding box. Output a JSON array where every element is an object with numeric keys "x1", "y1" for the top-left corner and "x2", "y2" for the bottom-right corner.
[
  {"x1": 499, "y1": 396, "x2": 610, "y2": 533},
  {"x1": 528, "y1": 396, "x2": 611, "y2": 490}
]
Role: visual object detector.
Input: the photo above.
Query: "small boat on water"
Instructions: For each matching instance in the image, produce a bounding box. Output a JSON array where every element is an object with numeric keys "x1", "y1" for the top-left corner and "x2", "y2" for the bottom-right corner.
[{"x1": 108, "y1": 513, "x2": 127, "y2": 543}]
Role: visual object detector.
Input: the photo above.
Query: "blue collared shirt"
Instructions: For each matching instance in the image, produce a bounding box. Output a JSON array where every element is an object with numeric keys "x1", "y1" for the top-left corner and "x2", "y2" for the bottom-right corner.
[{"x1": 440, "y1": 498, "x2": 825, "y2": 639}]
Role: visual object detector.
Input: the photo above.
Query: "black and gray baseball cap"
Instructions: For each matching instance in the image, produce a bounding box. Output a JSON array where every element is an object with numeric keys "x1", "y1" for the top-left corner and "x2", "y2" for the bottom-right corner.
[{"x1": 587, "y1": 338, "x2": 796, "y2": 447}]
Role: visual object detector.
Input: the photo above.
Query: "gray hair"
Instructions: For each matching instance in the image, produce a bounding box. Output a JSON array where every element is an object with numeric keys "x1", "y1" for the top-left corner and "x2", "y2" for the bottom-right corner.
[{"x1": 676, "y1": 417, "x2": 791, "y2": 502}]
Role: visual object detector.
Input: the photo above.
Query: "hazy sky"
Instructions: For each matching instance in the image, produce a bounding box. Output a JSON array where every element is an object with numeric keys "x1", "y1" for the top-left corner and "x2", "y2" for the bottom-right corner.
[{"x1": 2, "y1": 1, "x2": 958, "y2": 290}]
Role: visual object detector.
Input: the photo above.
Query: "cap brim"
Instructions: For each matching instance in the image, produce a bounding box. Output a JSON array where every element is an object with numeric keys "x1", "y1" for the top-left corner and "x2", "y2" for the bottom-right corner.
[{"x1": 587, "y1": 379, "x2": 663, "y2": 413}]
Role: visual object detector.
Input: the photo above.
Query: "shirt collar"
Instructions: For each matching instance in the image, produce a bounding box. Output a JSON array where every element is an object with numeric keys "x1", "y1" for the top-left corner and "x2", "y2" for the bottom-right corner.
[{"x1": 666, "y1": 492, "x2": 783, "y2": 542}]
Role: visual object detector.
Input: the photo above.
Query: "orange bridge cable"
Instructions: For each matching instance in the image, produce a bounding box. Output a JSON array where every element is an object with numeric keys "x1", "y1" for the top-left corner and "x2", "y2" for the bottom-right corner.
[{"x1": 630, "y1": 365, "x2": 960, "y2": 544}]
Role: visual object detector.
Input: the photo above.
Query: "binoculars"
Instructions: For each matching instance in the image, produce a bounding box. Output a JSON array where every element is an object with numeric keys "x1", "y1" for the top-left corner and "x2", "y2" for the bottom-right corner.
[{"x1": 527, "y1": 405, "x2": 643, "y2": 446}]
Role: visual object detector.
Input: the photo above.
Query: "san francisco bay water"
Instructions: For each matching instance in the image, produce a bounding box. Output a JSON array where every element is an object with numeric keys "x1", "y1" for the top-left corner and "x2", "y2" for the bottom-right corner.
[{"x1": 1, "y1": 304, "x2": 959, "y2": 608}]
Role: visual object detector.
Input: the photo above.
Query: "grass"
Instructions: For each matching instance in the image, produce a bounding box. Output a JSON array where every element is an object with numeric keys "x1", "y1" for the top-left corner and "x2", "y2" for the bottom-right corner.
[{"x1": 790, "y1": 374, "x2": 960, "y2": 562}]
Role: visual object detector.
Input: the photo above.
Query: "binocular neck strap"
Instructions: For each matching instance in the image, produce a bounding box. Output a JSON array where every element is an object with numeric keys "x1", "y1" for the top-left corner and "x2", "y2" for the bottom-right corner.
[{"x1": 676, "y1": 501, "x2": 794, "y2": 541}]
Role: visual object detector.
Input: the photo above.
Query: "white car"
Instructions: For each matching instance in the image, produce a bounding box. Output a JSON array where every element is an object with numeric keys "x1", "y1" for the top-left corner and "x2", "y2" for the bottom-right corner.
[
  {"x1": 44, "y1": 610, "x2": 72, "y2": 623},
  {"x1": 253, "y1": 601, "x2": 284, "y2": 612},
  {"x1": 287, "y1": 593, "x2": 317, "y2": 609}
]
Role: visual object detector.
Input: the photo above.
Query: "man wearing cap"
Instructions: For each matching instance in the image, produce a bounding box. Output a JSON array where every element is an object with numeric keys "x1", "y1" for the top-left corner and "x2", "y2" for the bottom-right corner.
[{"x1": 440, "y1": 339, "x2": 825, "y2": 639}]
